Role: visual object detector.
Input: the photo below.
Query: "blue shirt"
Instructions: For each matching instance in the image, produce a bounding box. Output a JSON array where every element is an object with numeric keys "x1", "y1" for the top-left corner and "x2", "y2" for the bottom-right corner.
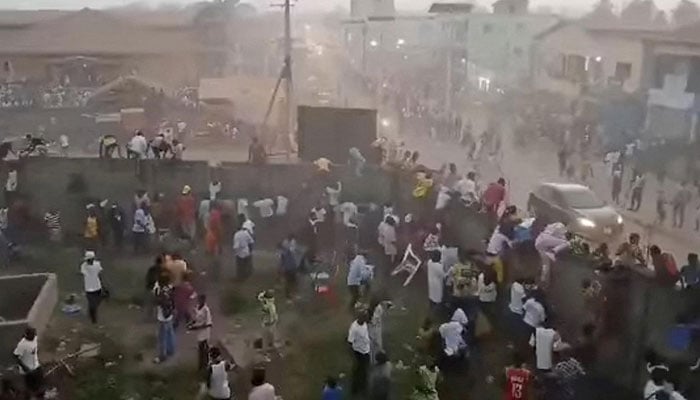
[
  {"x1": 321, "y1": 386, "x2": 342, "y2": 400},
  {"x1": 280, "y1": 247, "x2": 298, "y2": 272},
  {"x1": 347, "y1": 255, "x2": 366, "y2": 286}
]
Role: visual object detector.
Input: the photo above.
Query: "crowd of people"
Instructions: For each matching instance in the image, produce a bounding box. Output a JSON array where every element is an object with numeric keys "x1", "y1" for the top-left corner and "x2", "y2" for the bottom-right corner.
[
  {"x1": 0, "y1": 82, "x2": 91, "y2": 109},
  {"x1": 3, "y1": 91, "x2": 700, "y2": 400}
]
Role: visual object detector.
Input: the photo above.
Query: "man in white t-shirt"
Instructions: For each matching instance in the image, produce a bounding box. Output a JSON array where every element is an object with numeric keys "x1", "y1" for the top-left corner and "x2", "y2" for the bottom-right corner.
[
  {"x1": 509, "y1": 279, "x2": 526, "y2": 315},
  {"x1": 233, "y1": 225, "x2": 255, "y2": 280},
  {"x1": 427, "y1": 251, "x2": 446, "y2": 309},
  {"x1": 523, "y1": 294, "x2": 546, "y2": 330},
  {"x1": 238, "y1": 212, "x2": 255, "y2": 235},
  {"x1": 209, "y1": 180, "x2": 222, "y2": 201},
  {"x1": 439, "y1": 310, "x2": 467, "y2": 357},
  {"x1": 435, "y1": 185, "x2": 451, "y2": 211},
  {"x1": 188, "y1": 294, "x2": 212, "y2": 371},
  {"x1": 348, "y1": 314, "x2": 371, "y2": 395},
  {"x1": 249, "y1": 367, "x2": 277, "y2": 400},
  {"x1": 311, "y1": 203, "x2": 327, "y2": 224},
  {"x1": 14, "y1": 327, "x2": 42, "y2": 396},
  {"x1": 207, "y1": 347, "x2": 235, "y2": 400},
  {"x1": 325, "y1": 181, "x2": 342, "y2": 209},
  {"x1": 340, "y1": 201, "x2": 358, "y2": 228},
  {"x1": 253, "y1": 198, "x2": 275, "y2": 218},
  {"x1": 455, "y1": 172, "x2": 479, "y2": 205},
  {"x1": 127, "y1": 130, "x2": 148, "y2": 159},
  {"x1": 80, "y1": 250, "x2": 103, "y2": 324},
  {"x1": 529, "y1": 323, "x2": 565, "y2": 371},
  {"x1": 487, "y1": 227, "x2": 511, "y2": 256}
]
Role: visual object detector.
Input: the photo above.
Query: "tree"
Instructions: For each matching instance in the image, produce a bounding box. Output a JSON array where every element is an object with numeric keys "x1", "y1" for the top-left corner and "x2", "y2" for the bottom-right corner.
[
  {"x1": 672, "y1": 0, "x2": 700, "y2": 26},
  {"x1": 653, "y1": 10, "x2": 669, "y2": 26},
  {"x1": 585, "y1": 0, "x2": 618, "y2": 22},
  {"x1": 620, "y1": 0, "x2": 659, "y2": 25}
]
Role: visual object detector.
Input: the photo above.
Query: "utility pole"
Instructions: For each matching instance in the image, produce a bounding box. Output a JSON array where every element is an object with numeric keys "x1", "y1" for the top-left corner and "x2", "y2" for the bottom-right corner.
[
  {"x1": 445, "y1": 18, "x2": 453, "y2": 114},
  {"x1": 283, "y1": 0, "x2": 294, "y2": 158},
  {"x1": 263, "y1": 0, "x2": 295, "y2": 157}
]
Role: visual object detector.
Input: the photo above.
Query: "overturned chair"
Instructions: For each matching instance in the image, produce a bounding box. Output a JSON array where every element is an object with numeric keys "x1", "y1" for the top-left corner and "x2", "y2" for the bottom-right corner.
[{"x1": 391, "y1": 243, "x2": 422, "y2": 286}]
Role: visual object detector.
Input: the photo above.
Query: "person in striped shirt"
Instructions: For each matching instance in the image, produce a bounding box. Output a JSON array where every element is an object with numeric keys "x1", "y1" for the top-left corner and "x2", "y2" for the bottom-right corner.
[{"x1": 43, "y1": 208, "x2": 62, "y2": 242}]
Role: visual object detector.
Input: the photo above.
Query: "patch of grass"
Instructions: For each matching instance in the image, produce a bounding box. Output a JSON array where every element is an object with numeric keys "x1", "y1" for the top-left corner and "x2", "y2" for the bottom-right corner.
[{"x1": 219, "y1": 286, "x2": 255, "y2": 316}]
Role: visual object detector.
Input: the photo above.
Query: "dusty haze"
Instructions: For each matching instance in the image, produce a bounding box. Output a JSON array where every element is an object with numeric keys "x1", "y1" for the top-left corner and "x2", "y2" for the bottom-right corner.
[{"x1": 0, "y1": 0, "x2": 687, "y2": 14}]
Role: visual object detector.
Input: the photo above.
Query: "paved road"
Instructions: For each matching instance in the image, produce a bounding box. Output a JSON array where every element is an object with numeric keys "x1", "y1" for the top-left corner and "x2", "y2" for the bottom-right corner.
[{"x1": 306, "y1": 39, "x2": 697, "y2": 261}]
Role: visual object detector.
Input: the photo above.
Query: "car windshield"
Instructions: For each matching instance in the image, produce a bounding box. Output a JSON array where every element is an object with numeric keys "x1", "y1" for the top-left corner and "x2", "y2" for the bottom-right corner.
[{"x1": 561, "y1": 188, "x2": 604, "y2": 209}]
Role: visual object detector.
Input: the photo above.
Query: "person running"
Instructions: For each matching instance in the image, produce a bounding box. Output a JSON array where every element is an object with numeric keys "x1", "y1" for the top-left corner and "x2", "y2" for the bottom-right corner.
[
  {"x1": 504, "y1": 354, "x2": 533, "y2": 400},
  {"x1": 80, "y1": 250, "x2": 103, "y2": 324}
]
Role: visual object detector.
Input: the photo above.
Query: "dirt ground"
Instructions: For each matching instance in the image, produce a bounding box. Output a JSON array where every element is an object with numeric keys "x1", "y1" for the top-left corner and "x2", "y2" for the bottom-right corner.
[{"x1": 1, "y1": 219, "x2": 522, "y2": 400}]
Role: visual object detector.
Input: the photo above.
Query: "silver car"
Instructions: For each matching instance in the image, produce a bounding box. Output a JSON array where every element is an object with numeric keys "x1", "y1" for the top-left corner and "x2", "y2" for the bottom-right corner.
[{"x1": 527, "y1": 182, "x2": 624, "y2": 241}]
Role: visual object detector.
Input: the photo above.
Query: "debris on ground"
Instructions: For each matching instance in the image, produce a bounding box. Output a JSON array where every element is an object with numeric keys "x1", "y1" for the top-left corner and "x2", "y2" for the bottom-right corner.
[
  {"x1": 43, "y1": 387, "x2": 59, "y2": 399},
  {"x1": 78, "y1": 343, "x2": 101, "y2": 358}
]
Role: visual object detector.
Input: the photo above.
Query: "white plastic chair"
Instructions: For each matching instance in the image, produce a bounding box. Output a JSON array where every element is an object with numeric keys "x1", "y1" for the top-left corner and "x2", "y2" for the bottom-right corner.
[{"x1": 391, "y1": 243, "x2": 422, "y2": 286}]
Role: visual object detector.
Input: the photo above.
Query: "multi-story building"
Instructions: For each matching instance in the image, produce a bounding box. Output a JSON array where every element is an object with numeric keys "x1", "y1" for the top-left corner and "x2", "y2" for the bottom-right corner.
[{"x1": 644, "y1": 21, "x2": 700, "y2": 141}]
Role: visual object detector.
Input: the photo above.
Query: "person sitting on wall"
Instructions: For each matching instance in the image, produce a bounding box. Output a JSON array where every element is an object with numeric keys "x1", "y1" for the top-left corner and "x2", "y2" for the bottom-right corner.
[
  {"x1": 149, "y1": 133, "x2": 171, "y2": 159},
  {"x1": 20, "y1": 134, "x2": 46, "y2": 157},
  {"x1": 99, "y1": 134, "x2": 122, "y2": 158}
]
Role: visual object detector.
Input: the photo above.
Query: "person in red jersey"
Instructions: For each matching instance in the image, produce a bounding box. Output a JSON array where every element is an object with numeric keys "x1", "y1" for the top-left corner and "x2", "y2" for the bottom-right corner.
[{"x1": 504, "y1": 354, "x2": 533, "y2": 400}]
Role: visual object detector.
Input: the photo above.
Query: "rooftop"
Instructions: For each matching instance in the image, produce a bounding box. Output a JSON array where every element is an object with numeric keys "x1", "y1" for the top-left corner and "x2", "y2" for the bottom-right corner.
[
  {"x1": 0, "y1": 8, "x2": 204, "y2": 55},
  {"x1": 428, "y1": 1, "x2": 474, "y2": 14}
]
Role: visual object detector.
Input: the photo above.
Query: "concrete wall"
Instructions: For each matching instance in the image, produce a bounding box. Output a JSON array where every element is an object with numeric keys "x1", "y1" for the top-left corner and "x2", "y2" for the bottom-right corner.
[
  {"x1": 6, "y1": 158, "x2": 392, "y2": 240},
  {"x1": 0, "y1": 273, "x2": 58, "y2": 368}
]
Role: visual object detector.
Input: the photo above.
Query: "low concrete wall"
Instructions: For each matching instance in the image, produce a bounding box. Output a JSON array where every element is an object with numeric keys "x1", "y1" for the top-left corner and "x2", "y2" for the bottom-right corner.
[
  {"x1": 0, "y1": 273, "x2": 58, "y2": 368},
  {"x1": 3, "y1": 158, "x2": 393, "y2": 242}
]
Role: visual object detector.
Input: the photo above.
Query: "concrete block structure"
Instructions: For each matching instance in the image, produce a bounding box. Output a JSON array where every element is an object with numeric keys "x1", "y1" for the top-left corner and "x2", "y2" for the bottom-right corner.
[{"x1": 0, "y1": 273, "x2": 58, "y2": 368}]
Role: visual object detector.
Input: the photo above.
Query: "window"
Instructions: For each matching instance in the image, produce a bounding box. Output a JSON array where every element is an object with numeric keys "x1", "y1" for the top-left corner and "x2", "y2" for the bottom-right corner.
[
  {"x1": 614, "y1": 62, "x2": 632, "y2": 82},
  {"x1": 483, "y1": 23, "x2": 493, "y2": 34},
  {"x1": 564, "y1": 54, "x2": 587, "y2": 82},
  {"x1": 560, "y1": 188, "x2": 604, "y2": 209}
]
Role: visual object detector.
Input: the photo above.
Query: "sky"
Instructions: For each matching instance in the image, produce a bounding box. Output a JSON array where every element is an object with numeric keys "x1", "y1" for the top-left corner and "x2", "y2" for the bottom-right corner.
[{"x1": 0, "y1": 0, "x2": 686, "y2": 13}]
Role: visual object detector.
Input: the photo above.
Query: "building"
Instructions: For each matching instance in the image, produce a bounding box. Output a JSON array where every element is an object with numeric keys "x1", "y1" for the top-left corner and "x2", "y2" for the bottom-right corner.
[
  {"x1": 532, "y1": 22, "x2": 654, "y2": 98},
  {"x1": 0, "y1": 4, "x2": 277, "y2": 89},
  {"x1": 464, "y1": 12, "x2": 559, "y2": 87},
  {"x1": 343, "y1": 0, "x2": 558, "y2": 94},
  {"x1": 493, "y1": 0, "x2": 529, "y2": 15},
  {"x1": 644, "y1": 21, "x2": 700, "y2": 140}
]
